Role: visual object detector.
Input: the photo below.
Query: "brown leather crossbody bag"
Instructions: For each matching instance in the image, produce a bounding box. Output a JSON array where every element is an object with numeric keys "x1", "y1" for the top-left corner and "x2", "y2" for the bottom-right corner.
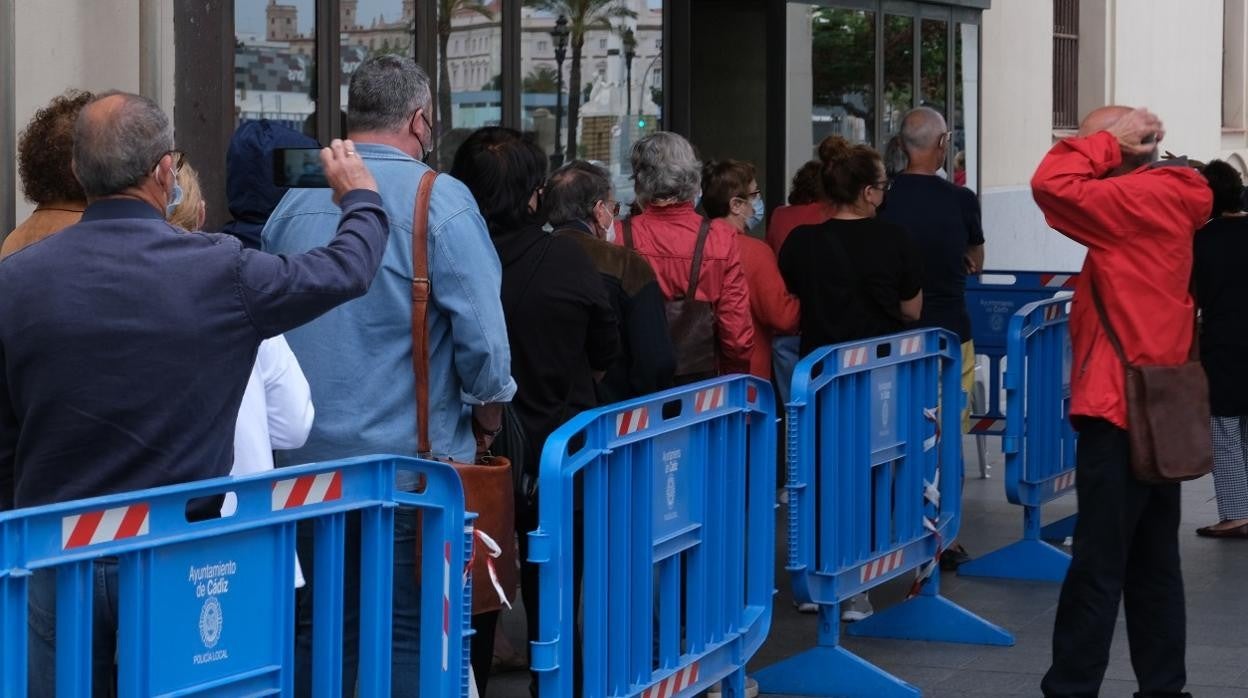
[
  {"x1": 411, "y1": 171, "x2": 517, "y2": 613},
  {"x1": 623, "y1": 217, "x2": 718, "y2": 383},
  {"x1": 1089, "y1": 278, "x2": 1212, "y2": 483}
]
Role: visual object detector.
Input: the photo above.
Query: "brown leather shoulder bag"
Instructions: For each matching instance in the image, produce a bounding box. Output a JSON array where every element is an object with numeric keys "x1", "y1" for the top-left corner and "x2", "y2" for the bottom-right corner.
[
  {"x1": 411, "y1": 170, "x2": 517, "y2": 613},
  {"x1": 1089, "y1": 278, "x2": 1212, "y2": 483},
  {"x1": 623, "y1": 216, "x2": 718, "y2": 383}
]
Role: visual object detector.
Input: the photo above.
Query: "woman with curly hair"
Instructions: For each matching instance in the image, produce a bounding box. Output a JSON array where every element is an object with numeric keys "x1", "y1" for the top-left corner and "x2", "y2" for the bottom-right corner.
[{"x1": 3, "y1": 90, "x2": 94, "y2": 259}]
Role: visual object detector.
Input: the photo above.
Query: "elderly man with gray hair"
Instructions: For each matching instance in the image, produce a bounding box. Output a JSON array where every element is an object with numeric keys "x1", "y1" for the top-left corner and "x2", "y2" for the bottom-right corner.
[
  {"x1": 0, "y1": 90, "x2": 385, "y2": 696},
  {"x1": 615, "y1": 132, "x2": 753, "y2": 381},
  {"x1": 263, "y1": 55, "x2": 516, "y2": 696}
]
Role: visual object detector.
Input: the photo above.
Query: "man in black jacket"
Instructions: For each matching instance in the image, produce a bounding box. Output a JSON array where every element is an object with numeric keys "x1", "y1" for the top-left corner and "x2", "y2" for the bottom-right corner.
[
  {"x1": 0, "y1": 91, "x2": 386, "y2": 697},
  {"x1": 545, "y1": 160, "x2": 676, "y2": 404}
]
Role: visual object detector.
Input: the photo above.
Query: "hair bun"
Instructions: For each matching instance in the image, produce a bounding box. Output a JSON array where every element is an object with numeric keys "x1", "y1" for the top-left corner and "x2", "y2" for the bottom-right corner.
[{"x1": 818, "y1": 136, "x2": 852, "y2": 165}]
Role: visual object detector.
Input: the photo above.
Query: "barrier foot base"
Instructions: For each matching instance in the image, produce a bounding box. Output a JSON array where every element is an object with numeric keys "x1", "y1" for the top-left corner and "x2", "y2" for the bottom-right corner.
[
  {"x1": 845, "y1": 593, "x2": 1015, "y2": 646},
  {"x1": 958, "y1": 538, "x2": 1071, "y2": 582},
  {"x1": 1040, "y1": 513, "x2": 1077, "y2": 542},
  {"x1": 754, "y1": 645, "x2": 920, "y2": 698}
]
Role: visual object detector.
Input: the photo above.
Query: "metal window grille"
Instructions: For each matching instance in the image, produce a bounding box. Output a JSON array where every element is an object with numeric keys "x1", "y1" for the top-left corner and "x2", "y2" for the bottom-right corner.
[{"x1": 1053, "y1": 0, "x2": 1079, "y2": 129}]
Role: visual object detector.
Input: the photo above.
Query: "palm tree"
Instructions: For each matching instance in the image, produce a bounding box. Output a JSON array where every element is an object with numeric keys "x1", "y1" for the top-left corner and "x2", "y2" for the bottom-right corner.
[
  {"x1": 525, "y1": 0, "x2": 636, "y2": 159},
  {"x1": 438, "y1": 0, "x2": 494, "y2": 134}
]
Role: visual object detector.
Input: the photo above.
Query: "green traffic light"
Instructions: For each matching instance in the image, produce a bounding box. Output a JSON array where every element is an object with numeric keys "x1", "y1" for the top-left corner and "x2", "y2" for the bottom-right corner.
[{"x1": 637, "y1": 118, "x2": 646, "y2": 128}]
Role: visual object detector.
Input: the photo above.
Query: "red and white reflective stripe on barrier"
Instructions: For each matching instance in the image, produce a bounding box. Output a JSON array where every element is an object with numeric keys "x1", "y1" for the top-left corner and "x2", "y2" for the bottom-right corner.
[
  {"x1": 859, "y1": 550, "x2": 904, "y2": 584},
  {"x1": 271, "y1": 471, "x2": 343, "y2": 510},
  {"x1": 694, "y1": 385, "x2": 727, "y2": 413},
  {"x1": 616, "y1": 407, "x2": 650, "y2": 436},
  {"x1": 641, "y1": 662, "x2": 700, "y2": 698},
  {"x1": 899, "y1": 335, "x2": 923, "y2": 356},
  {"x1": 1044, "y1": 304, "x2": 1062, "y2": 321},
  {"x1": 842, "y1": 346, "x2": 869, "y2": 368},
  {"x1": 970, "y1": 418, "x2": 1005, "y2": 432},
  {"x1": 1040, "y1": 273, "x2": 1075, "y2": 288},
  {"x1": 1052, "y1": 471, "x2": 1076, "y2": 493},
  {"x1": 442, "y1": 541, "x2": 452, "y2": 671},
  {"x1": 62, "y1": 503, "x2": 150, "y2": 550}
]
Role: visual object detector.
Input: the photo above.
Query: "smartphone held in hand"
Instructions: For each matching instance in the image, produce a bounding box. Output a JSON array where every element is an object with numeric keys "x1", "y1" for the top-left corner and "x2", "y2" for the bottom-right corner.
[{"x1": 273, "y1": 147, "x2": 329, "y2": 188}]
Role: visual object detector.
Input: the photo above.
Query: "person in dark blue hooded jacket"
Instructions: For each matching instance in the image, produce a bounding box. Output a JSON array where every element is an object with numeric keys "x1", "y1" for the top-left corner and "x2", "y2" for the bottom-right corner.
[{"x1": 220, "y1": 119, "x2": 320, "y2": 248}]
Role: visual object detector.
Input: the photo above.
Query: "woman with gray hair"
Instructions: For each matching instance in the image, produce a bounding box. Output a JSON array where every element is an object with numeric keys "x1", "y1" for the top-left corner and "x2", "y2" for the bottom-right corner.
[{"x1": 618, "y1": 132, "x2": 754, "y2": 381}]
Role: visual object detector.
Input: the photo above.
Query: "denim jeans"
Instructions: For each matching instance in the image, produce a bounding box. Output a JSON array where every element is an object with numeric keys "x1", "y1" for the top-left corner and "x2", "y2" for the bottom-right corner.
[
  {"x1": 27, "y1": 560, "x2": 121, "y2": 698},
  {"x1": 294, "y1": 506, "x2": 422, "y2": 697}
]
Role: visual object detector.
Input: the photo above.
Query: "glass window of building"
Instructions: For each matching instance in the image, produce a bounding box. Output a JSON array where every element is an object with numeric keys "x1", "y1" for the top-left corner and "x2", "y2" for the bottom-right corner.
[
  {"x1": 883, "y1": 15, "x2": 914, "y2": 144},
  {"x1": 810, "y1": 6, "x2": 876, "y2": 147},
  {"x1": 341, "y1": 0, "x2": 417, "y2": 131},
  {"x1": 521, "y1": 0, "x2": 663, "y2": 196},
  {"x1": 435, "y1": 0, "x2": 502, "y2": 166},
  {"x1": 234, "y1": 0, "x2": 318, "y2": 137}
]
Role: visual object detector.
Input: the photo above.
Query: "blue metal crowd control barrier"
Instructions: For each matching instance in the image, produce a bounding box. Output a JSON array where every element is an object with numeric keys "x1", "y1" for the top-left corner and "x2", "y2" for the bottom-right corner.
[
  {"x1": 528, "y1": 375, "x2": 776, "y2": 698},
  {"x1": 966, "y1": 270, "x2": 1078, "y2": 438},
  {"x1": 0, "y1": 455, "x2": 471, "y2": 697},
  {"x1": 960, "y1": 296, "x2": 1077, "y2": 583},
  {"x1": 755, "y1": 329, "x2": 1013, "y2": 698}
]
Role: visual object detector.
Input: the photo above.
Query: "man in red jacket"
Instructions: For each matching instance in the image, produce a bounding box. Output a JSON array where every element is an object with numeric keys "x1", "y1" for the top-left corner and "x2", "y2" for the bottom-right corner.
[{"x1": 1031, "y1": 106, "x2": 1211, "y2": 698}]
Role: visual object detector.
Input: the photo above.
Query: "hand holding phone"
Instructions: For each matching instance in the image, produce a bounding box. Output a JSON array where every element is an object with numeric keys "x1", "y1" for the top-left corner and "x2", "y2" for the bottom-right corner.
[
  {"x1": 273, "y1": 147, "x2": 329, "y2": 188},
  {"x1": 321, "y1": 139, "x2": 378, "y2": 205}
]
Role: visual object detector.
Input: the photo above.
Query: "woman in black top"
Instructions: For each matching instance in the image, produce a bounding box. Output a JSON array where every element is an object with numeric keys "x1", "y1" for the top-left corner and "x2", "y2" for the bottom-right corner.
[
  {"x1": 1193, "y1": 160, "x2": 1248, "y2": 538},
  {"x1": 778, "y1": 136, "x2": 923, "y2": 357},
  {"x1": 451, "y1": 127, "x2": 620, "y2": 695}
]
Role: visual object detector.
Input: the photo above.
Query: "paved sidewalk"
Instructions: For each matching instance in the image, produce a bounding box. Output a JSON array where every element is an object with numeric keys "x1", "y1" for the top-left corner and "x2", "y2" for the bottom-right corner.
[{"x1": 491, "y1": 437, "x2": 1248, "y2": 697}]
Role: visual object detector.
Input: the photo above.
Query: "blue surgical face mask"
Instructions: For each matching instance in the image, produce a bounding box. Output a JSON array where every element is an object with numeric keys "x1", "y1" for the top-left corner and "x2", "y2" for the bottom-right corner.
[
  {"x1": 165, "y1": 167, "x2": 184, "y2": 219},
  {"x1": 747, "y1": 195, "x2": 765, "y2": 230}
]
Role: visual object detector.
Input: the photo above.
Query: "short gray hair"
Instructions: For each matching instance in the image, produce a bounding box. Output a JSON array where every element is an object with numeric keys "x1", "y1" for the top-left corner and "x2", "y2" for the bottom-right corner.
[
  {"x1": 631, "y1": 132, "x2": 701, "y2": 205},
  {"x1": 899, "y1": 106, "x2": 947, "y2": 152},
  {"x1": 544, "y1": 160, "x2": 611, "y2": 226},
  {"x1": 347, "y1": 55, "x2": 432, "y2": 133},
  {"x1": 72, "y1": 91, "x2": 172, "y2": 198}
]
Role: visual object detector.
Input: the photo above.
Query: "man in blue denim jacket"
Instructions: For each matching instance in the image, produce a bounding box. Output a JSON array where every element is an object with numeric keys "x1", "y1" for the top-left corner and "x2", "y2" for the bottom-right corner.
[{"x1": 263, "y1": 56, "x2": 515, "y2": 696}]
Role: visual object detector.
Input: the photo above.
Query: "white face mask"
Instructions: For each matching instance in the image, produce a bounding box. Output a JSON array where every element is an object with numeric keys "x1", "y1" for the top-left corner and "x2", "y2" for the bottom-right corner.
[{"x1": 165, "y1": 166, "x2": 183, "y2": 218}]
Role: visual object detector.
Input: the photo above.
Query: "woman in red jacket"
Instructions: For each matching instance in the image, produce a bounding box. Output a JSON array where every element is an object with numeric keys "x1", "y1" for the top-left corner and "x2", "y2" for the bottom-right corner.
[
  {"x1": 701, "y1": 159, "x2": 799, "y2": 380},
  {"x1": 617, "y1": 132, "x2": 754, "y2": 378}
]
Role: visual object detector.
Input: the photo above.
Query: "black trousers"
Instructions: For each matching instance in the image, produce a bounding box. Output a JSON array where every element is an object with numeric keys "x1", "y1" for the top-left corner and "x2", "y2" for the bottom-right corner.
[
  {"x1": 1041, "y1": 418, "x2": 1188, "y2": 698},
  {"x1": 517, "y1": 498, "x2": 583, "y2": 698}
]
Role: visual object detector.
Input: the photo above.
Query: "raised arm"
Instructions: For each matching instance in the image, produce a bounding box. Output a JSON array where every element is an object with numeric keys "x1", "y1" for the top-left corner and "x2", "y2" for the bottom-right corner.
[{"x1": 239, "y1": 140, "x2": 391, "y2": 338}]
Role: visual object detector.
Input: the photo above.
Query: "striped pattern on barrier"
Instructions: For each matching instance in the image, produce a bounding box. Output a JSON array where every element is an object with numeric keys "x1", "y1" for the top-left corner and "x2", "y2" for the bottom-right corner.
[
  {"x1": 442, "y1": 540, "x2": 451, "y2": 671},
  {"x1": 641, "y1": 662, "x2": 700, "y2": 698},
  {"x1": 899, "y1": 335, "x2": 923, "y2": 355},
  {"x1": 842, "y1": 346, "x2": 870, "y2": 368},
  {"x1": 62, "y1": 503, "x2": 150, "y2": 550},
  {"x1": 694, "y1": 385, "x2": 727, "y2": 413},
  {"x1": 1040, "y1": 274, "x2": 1075, "y2": 288},
  {"x1": 1051, "y1": 471, "x2": 1076, "y2": 494},
  {"x1": 858, "y1": 550, "x2": 905, "y2": 584},
  {"x1": 1044, "y1": 304, "x2": 1062, "y2": 321},
  {"x1": 270, "y1": 471, "x2": 343, "y2": 510},
  {"x1": 616, "y1": 407, "x2": 650, "y2": 436},
  {"x1": 970, "y1": 417, "x2": 1006, "y2": 433}
]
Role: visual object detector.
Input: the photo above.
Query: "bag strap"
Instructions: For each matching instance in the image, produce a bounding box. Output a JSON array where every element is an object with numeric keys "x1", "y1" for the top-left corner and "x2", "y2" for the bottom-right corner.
[
  {"x1": 684, "y1": 218, "x2": 712, "y2": 302},
  {"x1": 411, "y1": 170, "x2": 438, "y2": 456},
  {"x1": 622, "y1": 217, "x2": 635, "y2": 249},
  {"x1": 1088, "y1": 275, "x2": 1131, "y2": 367}
]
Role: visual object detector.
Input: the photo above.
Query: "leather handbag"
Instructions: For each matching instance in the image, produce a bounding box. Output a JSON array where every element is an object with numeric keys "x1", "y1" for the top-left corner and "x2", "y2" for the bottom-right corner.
[
  {"x1": 411, "y1": 170, "x2": 517, "y2": 614},
  {"x1": 1089, "y1": 278, "x2": 1212, "y2": 483},
  {"x1": 624, "y1": 217, "x2": 718, "y2": 383}
]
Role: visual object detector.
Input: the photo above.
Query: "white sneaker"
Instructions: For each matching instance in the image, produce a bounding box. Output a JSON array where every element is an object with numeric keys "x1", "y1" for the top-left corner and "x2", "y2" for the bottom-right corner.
[
  {"x1": 705, "y1": 676, "x2": 760, "y2": 698},
  {"x1": 840, "y1": 593, "x2": 873, "y2": 622},
  {"x1": 794, "y1": 601, "x2": 818, "y2": 614}
]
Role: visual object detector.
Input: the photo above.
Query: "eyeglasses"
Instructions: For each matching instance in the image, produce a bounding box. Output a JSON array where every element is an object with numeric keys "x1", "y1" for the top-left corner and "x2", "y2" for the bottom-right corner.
[
  {"x1": 733, "y1": 189, "x2": 762, "y2": 204},
  {"x1": 872, "y1": 179, "x2": 892, "y2": 192}
]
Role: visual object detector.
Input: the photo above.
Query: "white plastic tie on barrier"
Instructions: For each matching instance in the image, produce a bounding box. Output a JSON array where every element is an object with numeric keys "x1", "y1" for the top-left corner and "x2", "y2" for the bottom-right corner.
[
  {"x1": 471, "y1": 528, "x2": 512, "y2": 610},
  {"x1": 924, "y1": 479, "x2": 941, "y2": 508},
  {"x1": 922, "y1": 517, "x2": 938, "y2": 534}
]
